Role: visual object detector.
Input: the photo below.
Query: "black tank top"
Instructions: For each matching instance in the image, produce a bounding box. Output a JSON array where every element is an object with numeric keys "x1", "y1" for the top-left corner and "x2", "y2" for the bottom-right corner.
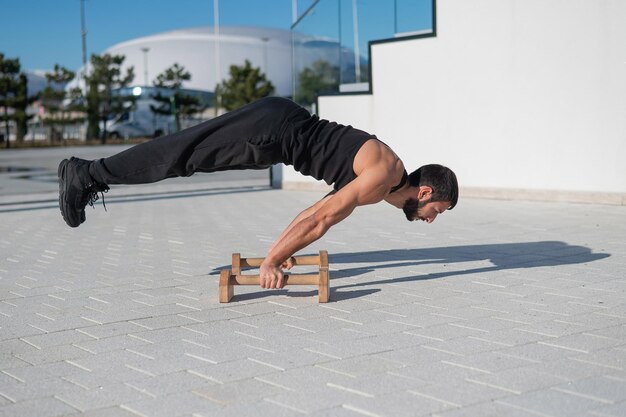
[{"x1": 275, "y1": 99, "x2": 406, "y2": 192}]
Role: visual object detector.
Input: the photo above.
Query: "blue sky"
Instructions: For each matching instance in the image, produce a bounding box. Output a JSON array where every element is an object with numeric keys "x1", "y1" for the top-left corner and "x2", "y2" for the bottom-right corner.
[
  {"x1": 1, "y1": 0, "x2": 433, "y2": 73},
  {"x1": 1, "y1": 0, "x2": 294, "y2": 72}
]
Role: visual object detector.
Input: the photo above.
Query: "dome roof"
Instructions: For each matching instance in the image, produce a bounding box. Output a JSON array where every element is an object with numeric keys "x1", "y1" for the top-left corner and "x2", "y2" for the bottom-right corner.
[{"x1": 103, "y1": 26, "x2": 293, "y2": 95}]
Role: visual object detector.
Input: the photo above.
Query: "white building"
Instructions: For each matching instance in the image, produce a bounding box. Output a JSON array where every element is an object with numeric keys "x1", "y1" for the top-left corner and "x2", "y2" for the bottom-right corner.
[
  {"x1": 277, "y1": 0, "x2": 626, "y2": 205},
  {"x1": 100, "y1": 26, "x2": 291, "y2": 94}
]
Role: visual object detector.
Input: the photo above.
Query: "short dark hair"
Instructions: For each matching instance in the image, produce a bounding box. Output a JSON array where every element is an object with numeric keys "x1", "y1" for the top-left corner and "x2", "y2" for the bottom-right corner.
[{"x1": 408, "y1": 164, "x2": 458, "y2": 209}]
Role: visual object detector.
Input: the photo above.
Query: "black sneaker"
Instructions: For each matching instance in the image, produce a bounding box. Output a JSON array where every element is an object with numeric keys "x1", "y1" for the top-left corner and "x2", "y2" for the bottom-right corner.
[{"x1": 58, "y1": 157, "x2": 109, "y2": 228}]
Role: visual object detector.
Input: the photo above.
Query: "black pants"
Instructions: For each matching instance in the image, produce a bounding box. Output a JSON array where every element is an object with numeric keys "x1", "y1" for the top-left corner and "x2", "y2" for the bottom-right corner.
[{"x1": 89, "y1": 97, "x2": 306, "y2": 185}]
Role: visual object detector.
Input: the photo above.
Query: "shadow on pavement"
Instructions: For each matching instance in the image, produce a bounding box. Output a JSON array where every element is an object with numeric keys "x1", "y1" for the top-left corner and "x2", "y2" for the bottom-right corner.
[
  {"x1": 0, "y1": 184, "x2": 271, "y2": 213},
  {"x1": 329, "y1": 241, "x2": 610, "y2": 289},
  {"x1": 227, "y1": 288, "x2": 380, "y2": 303}
]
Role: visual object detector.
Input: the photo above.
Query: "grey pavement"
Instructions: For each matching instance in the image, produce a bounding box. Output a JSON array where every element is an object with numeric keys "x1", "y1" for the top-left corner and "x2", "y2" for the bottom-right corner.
[{"x1": 1, "y1": 146, "x2": 626, "y2": 417}]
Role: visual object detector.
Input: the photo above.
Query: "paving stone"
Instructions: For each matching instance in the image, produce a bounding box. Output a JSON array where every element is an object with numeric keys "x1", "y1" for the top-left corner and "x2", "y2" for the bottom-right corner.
[
  {"x1": 569, "y1": 346, "x2": 626, "y2": 371},
  {"x1": 0, "y1": 396, "x2": 77, "y2": 417},
  {"x1": 63, "y1": 406, "x2": 140, "y2": 417},
  {"x1": 495, "y1": 341, "x2": 581, "y2": 363},
  {"x1": 263, "y1": 385, "x2": 359, "y2": 414},
  {"x1": 54, "y1": 383, "x2": 150, "y2": 412},
  {"x1": 21, "y1": 329, "x2": 98, "y2": 349},
  {"x1": 344, "y1": 390, "x2": 458, "y2": 417},
  {"x1": 387, "y1": 361, "x2": 485, "y2": 386},
  {"x1": 121, "y1": 391, "x2": 222, "y2": 417},
  {"x1": 590, "y1": 401, "x2": 626, "y2": 417},
  {"x1": 497, "y1": 389, "x2": 608, "y2": 417},
  {"x1": 514, "y1": 319, "x2": 601, "y2": 338},
  {"x1": 466, "y1": 366, "x2": 568, "y2": 394},
  {"x1": 14, "y1": 344, "x2": 93, "y2": 366},
  {"x1": 2, "y1": 361, "x2": 90, "y2": 383},
  {"x1": 190, "y1": 358, "x2": 280, "y2": 383},
  {"x1": 123, "y1": 371, "x2": 215, "y2": 397},
  {"x1": 192, "y1": 378, "x2": 285, "y2": 406},
  {"x1": 316, "y1": 354, "x2": 405, "y2": 378},
  {"x1": 248, "y1": 364, "x2": 355, "y2": 392},
  {"x1": 422, "y1": 336, "x2": 510, "y2": 356},
  {"x1": 77, "y1": 322, "x2": 147, "y2": 339},
  {"x1": 377, "y1": 342, "x2": 472, "y2": 369},
  {"x1": 587, "y1": 324, "x2": 626, "y2": 340},
  {"x1": 129, "y1": 314, "x2": 199, "y2": 331},
  {"x1": 464, "y1": 327, "x2": 555, "y2": 346},
  {"x1": 73, "y1": 334, "x2": 152, "y2": 354},
  {"x1": 333, "y1": 371, "x2": 428, "y2": 396},
  {"x1": 551, "y1": 376, "x2": 626, "y2": 404},
  {"x1": 0, "y1": 339, "x2": 40, "y2": 357},
  {"x1": 437, "y1": 350, "x2": 539, "y2": 374},
  {"x1": 432, "y1": 400, "x2": 549, "y2": 417},
  {"x1": 216, "y1": 399, "x2": 306, "y2": 417}
]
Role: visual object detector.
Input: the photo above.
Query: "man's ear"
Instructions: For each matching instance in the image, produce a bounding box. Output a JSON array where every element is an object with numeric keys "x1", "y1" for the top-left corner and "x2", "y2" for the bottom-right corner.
[{"x1": 418, "y1": 186, "x2": 433, "y2": 200}]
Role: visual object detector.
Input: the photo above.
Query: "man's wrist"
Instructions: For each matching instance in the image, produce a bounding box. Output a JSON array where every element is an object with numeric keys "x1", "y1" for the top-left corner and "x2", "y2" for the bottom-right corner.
[{"x1": 263, "y1": 254, "x2": 283, "y2": 267}]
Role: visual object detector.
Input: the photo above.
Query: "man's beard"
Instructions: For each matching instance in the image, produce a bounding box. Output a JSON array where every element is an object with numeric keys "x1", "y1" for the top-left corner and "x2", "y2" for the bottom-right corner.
[{"x1": 403, "y1": 198, "x2": 429, "y2": 221}]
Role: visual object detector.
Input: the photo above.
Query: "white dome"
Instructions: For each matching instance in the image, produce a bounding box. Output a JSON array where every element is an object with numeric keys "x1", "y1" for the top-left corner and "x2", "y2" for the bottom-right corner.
[{"x1": 106, "y1": 26, "x2": 291, "y2": 94}]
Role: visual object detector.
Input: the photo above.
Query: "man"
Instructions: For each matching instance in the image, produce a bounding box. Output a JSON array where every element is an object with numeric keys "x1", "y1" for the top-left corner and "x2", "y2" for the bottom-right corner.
[{"x1": 59, "y1": 97, "x2": 458, "y2": 289}]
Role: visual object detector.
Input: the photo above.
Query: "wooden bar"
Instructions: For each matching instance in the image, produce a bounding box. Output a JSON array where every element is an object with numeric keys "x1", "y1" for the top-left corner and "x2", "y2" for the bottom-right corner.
[
  {"x1": 239, "y1": 254, "x2": 321, "y2": 268},
  {"x1": 229, "y1": 274, "x2": 320, "y2": 286}
]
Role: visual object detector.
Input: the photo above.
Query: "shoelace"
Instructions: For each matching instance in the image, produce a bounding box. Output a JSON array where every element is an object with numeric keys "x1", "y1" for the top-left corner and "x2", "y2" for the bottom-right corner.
[{"x1": 87, "y1": 188, "x2": 108, "y2": 212}]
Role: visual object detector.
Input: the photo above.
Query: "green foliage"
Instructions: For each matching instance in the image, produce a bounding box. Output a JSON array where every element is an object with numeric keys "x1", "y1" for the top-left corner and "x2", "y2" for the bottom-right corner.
[
  {"x1": 13, "y1": 73, "x2": 31, "y2": 143},
  {"x1": 294, "y1": 60, "x2": 340, "y2": 107},
  {"x1": 0, "y1": 53, "x2": 23, "y2": 147},
  {"x1": 39, "y1": 65, "x2": 83, "y2": 142},
  {"x1": 214, "y1": 60, "x2": 274, "y2": 111},
  {"x1": 84, "y1": 53, "x2": 135, "y2": 142},
  {"x1": 151, "y1": 63, "x2": 205, "y2": 132}
]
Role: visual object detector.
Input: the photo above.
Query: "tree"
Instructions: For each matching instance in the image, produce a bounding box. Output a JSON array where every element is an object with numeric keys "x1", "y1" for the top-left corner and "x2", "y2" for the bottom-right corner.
[
  {"x1": 84, "y1": 53, "x2": 134, "y2": 143},
  {"x1": 214, "y1": 60, "x2": 274, "y2": 112},
  {"x1": 39, "y1": 65, "x2": 84, "y2": 143},
  {"x1": 294, "y1": 59, "x2": 340, "y2": 107},
  {"x1": 0, "y1": 53, "x2": 21, "y2": 148},
  {"x1": 13, "y1": 73, "x2": 31, "y2": 143},
  {"x1": 151, "y1": 63, "x2": 205, "y2": 132}
]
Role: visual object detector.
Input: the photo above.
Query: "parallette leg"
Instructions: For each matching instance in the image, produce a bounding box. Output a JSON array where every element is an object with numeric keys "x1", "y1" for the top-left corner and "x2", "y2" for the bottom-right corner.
[
  {"x1": 232, "y1": 253, "x2": 241, "y2": 275},
  {"x1": 319, "y1": 268, "x2": 329, "y2": 303},
  {"x1": 219, "y1": 269, "x2": 233, "y2": 303},
  {"x1": 318, "y1": 250, "x2": 330, "y2": 303}
]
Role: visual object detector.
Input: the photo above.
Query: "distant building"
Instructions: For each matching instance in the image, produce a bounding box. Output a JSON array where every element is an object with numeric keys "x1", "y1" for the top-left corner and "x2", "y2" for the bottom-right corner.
[{"x1": 68, "y1": 25, "x2": 358, "y2": 97}]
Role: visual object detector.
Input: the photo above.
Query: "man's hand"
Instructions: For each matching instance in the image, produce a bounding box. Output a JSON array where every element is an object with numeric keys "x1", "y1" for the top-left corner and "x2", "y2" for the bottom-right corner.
[{"x1": 260, "y1": 259, "x2": 292, "y2": 289}]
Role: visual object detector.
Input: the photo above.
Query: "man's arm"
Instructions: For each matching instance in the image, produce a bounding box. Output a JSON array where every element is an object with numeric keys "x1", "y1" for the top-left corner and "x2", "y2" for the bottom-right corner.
[
  {"x1": 259, "y1": 168, "x2": 390, "y2": 288},
  {"x1": 268, "y1": 192, "x2": 335, "y2": 256}
]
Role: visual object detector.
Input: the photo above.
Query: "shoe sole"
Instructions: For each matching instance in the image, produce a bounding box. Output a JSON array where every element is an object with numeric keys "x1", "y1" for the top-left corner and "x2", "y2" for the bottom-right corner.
[{"x1": 58, "y1": 159, "x2": 80, "y2": 228}]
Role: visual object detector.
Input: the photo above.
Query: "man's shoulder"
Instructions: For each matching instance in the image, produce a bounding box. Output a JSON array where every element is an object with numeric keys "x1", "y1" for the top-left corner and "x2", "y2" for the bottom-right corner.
[{"x1": 354, "y1": 140, "x2": 404, "y2": 183}]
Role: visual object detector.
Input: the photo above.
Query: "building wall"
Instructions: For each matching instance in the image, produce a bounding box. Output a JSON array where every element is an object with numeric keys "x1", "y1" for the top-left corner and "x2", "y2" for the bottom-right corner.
[{"x1": 280, "y1": 0, "x2": 626, "y2": 204}]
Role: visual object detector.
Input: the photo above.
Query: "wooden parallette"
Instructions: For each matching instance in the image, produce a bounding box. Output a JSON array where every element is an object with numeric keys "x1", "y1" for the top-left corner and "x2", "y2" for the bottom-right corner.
[{"x1": 219, "y1": 250, "x2": 329, "y2": 303}]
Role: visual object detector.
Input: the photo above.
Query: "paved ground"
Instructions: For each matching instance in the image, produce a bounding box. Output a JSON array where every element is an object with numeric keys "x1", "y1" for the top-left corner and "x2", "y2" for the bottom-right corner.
[{"x1": 1, "y1": 147, "x2": 625, "y2": 417}]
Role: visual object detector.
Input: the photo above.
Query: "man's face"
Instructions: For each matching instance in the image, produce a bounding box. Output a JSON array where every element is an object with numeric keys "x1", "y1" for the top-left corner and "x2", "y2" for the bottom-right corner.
[{"x1": 403, "y1": 197, "x2": 450, "y2": 223}]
